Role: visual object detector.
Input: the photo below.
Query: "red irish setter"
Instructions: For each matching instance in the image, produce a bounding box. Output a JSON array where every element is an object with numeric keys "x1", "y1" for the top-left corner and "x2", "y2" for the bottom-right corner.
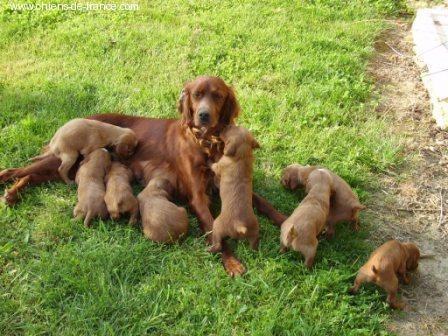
[{"x1": 0, "y1": 76, "x2": 287, "y2": 276}]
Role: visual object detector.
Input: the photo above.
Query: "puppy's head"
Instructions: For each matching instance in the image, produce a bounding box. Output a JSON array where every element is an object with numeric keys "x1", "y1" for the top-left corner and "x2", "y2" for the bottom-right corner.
[
  {"x1": 147, "y1": 177, "x2": 174, "y2": 198},
  {"x1": 403, "y1": 242, "x2": 420, "y2": 271},
  {"x1": 221, "y1": 125, "x2": 260, "y2": 158},
  {"x1": 115, "y1": 130, "x2": 138, "y2": 159},
  {"x1": 281, "y1": 164, "x2": 317, "y2": 190}
]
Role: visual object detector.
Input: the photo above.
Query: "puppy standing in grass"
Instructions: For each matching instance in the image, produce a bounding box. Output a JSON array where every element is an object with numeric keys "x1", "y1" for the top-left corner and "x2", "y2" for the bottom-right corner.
[
  {"x1": 209, "y1": 125, "x2": 260, "y2": 253},
  {"x1": 282, "y1": 164, "x2": 365, "y2": 237},
  {"x1": 138, "y1": 178, "x2": 189, "y2": 244},
  {"x1": 104, "y1": 161, "x2": 139, "y2": 225},
  {"x1": 349, "y1": 240, "x2": 420, "y2": 309},
  {"x1": 280, "y1": 169, "x2": 333, "y2": 268},
  {"x1": 31, "y1": 118, "x2": 138, "y2": 184},
  {"x1": 73, "y1": 148, "x2": 111, "y2": 227}
]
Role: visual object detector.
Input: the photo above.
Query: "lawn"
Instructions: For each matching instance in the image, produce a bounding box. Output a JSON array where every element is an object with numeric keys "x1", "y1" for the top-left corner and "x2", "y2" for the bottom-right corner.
[{"x1": 0, "y1": 0, "x2": 408, "y2": 335}]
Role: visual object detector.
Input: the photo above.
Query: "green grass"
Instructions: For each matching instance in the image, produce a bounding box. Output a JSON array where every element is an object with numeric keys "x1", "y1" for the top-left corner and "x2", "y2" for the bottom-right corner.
[{"x1": 0, "y1": 0, "x2": 408, "y2": 334}]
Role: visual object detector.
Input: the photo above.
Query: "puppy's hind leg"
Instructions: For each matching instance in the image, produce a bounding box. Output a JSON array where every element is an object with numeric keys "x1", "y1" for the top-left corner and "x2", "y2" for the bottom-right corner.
[
  {"x1": 248, "y1": 235, "x2": 260, "y2": 251},
  {"x1": 83, "y1": 211, "x2": 93, "y2": 228},
  {"x1": 209, "y1": 230, "x2": 223, "y2": 253},
  {"x1": 58, "y1": 151, "x2": 78, "y2": 184},
  {"x1": 384, "y1": 276, "x2": 404, "y2": 309},
  {"x1": 128, "y1": 202, "x2": 140, "y2": 226},
  {"x1": 325, "y1": 222, "x2": 336, "y2": 239}
]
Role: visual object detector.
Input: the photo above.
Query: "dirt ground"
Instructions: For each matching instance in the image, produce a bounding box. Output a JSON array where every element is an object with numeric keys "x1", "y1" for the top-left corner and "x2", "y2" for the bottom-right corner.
[{"x1": 367, "y1": 14, "x2": 448, "y2": 336}]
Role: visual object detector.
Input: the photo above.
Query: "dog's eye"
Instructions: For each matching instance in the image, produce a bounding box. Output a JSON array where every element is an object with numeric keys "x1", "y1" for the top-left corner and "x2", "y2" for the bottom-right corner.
[
  {"x1": 192, "y1": 91, "x2": 202, "y2": 99},
  {"x1": 212, "y1": 92, "x2": 223, "y2": 100}
]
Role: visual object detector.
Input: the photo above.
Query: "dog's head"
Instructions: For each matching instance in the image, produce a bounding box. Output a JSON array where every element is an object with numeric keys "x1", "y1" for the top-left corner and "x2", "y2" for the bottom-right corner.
[
  {"x1": 115, "y1": 130, "x2": 138, "y2": 159},
  {"x1": 178, "y1": 76, "x2": 240, "y2": 131},
  {"x1": 403, "y1": 242, "x2": 420, "y2": 271}
]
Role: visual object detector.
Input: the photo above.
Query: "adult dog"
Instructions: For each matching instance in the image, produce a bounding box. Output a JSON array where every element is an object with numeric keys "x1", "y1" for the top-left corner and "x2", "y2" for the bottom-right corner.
[{"x1": 0, "y1": 76, "x2": 287, "y2": 276}]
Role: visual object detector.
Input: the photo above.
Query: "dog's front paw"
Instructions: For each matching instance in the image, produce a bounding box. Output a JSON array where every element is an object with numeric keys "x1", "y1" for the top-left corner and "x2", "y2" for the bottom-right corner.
[{"x1": 2, "y1": 190, "x2": 18, "y2": 206}]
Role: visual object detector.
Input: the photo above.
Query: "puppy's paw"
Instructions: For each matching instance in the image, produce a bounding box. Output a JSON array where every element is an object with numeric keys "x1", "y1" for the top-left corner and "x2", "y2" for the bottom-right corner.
[{"x1": 223, "y1": 256, "x2": 246, "y2": 277}]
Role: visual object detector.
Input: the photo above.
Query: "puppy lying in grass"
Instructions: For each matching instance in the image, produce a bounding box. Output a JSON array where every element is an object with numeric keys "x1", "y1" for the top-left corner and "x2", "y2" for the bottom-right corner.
[
  {"x1": 138, "y1": 178, "x2": 188, "y2": 244},
  {"x1": 73, "y1": 148, "x2": 111, "y2": 227},
  {"x1": 349, "y1": 239, "x2": 420, "y2": 309},
  {"x1": 104, "y1": 161, "x2": 139, "y2": 225},
  {"x1": 281, "y1": 164, "x2": 365, "y2": 237},
  {"x1": 31, "y1": 118, "x2": 138, "y2": 184},
  {"x1": 209, "y1": 125, "x2": 260, "y2": 253},
  {"x1": 280, "y1": 169, "x2": 333, "y2": 268}
]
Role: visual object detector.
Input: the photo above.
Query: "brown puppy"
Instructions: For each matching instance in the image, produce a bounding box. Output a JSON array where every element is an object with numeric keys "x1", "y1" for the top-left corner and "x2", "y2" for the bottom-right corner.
[
  {"x1": 138, "y1": 178, "x2": 189, "y2": 244},
  {"x1": 280, "y1": 169, "x2": 333, "y2": 268},
  {"x1": 31, "y1": 118, "x2": 138, "y2": 184},
  {"x1": 349, "y1": 240, "x2": 420, "y2": 309},
  {"x1": 209, "y1": 125, "x2": 260, "y2": 253},
  {"x1": 281, "y1": 164, "x2": 365, "y2": 238},
  {"x1": 104, "y1": 161, "x2": 139, "y2": 225},
  {"x1": 73, "y1": 148, "x2": 111, "y2": 227}
]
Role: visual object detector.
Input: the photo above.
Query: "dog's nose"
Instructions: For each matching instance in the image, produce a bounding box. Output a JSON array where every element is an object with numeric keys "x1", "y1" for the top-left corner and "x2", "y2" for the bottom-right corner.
[{"x1": 198, "y1": 109, "x2": 210, "y2": 123}]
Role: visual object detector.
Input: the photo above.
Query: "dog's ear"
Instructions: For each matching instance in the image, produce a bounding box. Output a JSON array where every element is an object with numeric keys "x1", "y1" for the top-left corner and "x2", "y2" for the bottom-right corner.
[
  {"x1": 286, "y1": 226, "x2": 298, "y2": 244},
  {"x1": 178, "y1": 84, "x2": 193, "y2": 127},
  {"x1": 220, "y1": 86, "x2": 240, "y2": 126},
  {"x1": 223, "y1": 138, "x2": 238, "y2": 156}
]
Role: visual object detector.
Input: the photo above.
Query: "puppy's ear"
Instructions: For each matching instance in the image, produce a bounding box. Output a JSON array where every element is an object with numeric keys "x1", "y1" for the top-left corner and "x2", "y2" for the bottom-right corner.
[
  {"x1": 223, "y1": 138, "x2": 238, "y2": 156},
  {"x1": 404, "y1": 243, "x2": 420, "y2": 271},
  {"x1": 220, "y1": 86, "x2": 240, "y2": 125},
  {"x1": 286, "y1": 226, "x2": 298, "y2": 244},
  {"x1": 155, "y1": 178, "x2": 174, "y2": 196},
  {"x1": 178, "y1": 84, "x2": 193, "y2": 127}
]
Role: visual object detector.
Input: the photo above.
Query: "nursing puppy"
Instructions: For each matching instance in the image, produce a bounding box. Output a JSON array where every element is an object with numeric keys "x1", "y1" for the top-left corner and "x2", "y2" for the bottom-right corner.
[
  {"x1": 349, "y1": 240, "x2": 420, "y2": 309},
  {"x1": 138, "y1": 178, "x2": 188, "y2": 244},
  {"x1": 209, "y1": 125, "x2": 260, "y2": 253},
  {"x1": 281, "y1": 164, "x2": 365, "y2": 237},
  {"x1": 73, "y1": 148, "x2": 111, "y2": 227},
  {"x1": 104, "y1": 161, "x2": 139, "y2": 225},
  {"x1": 31, "y1": 118, "x2": 138, "y2": 184},
  {"x1": 280, "y1": 169, "x2": 333, "y2": 268}
]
